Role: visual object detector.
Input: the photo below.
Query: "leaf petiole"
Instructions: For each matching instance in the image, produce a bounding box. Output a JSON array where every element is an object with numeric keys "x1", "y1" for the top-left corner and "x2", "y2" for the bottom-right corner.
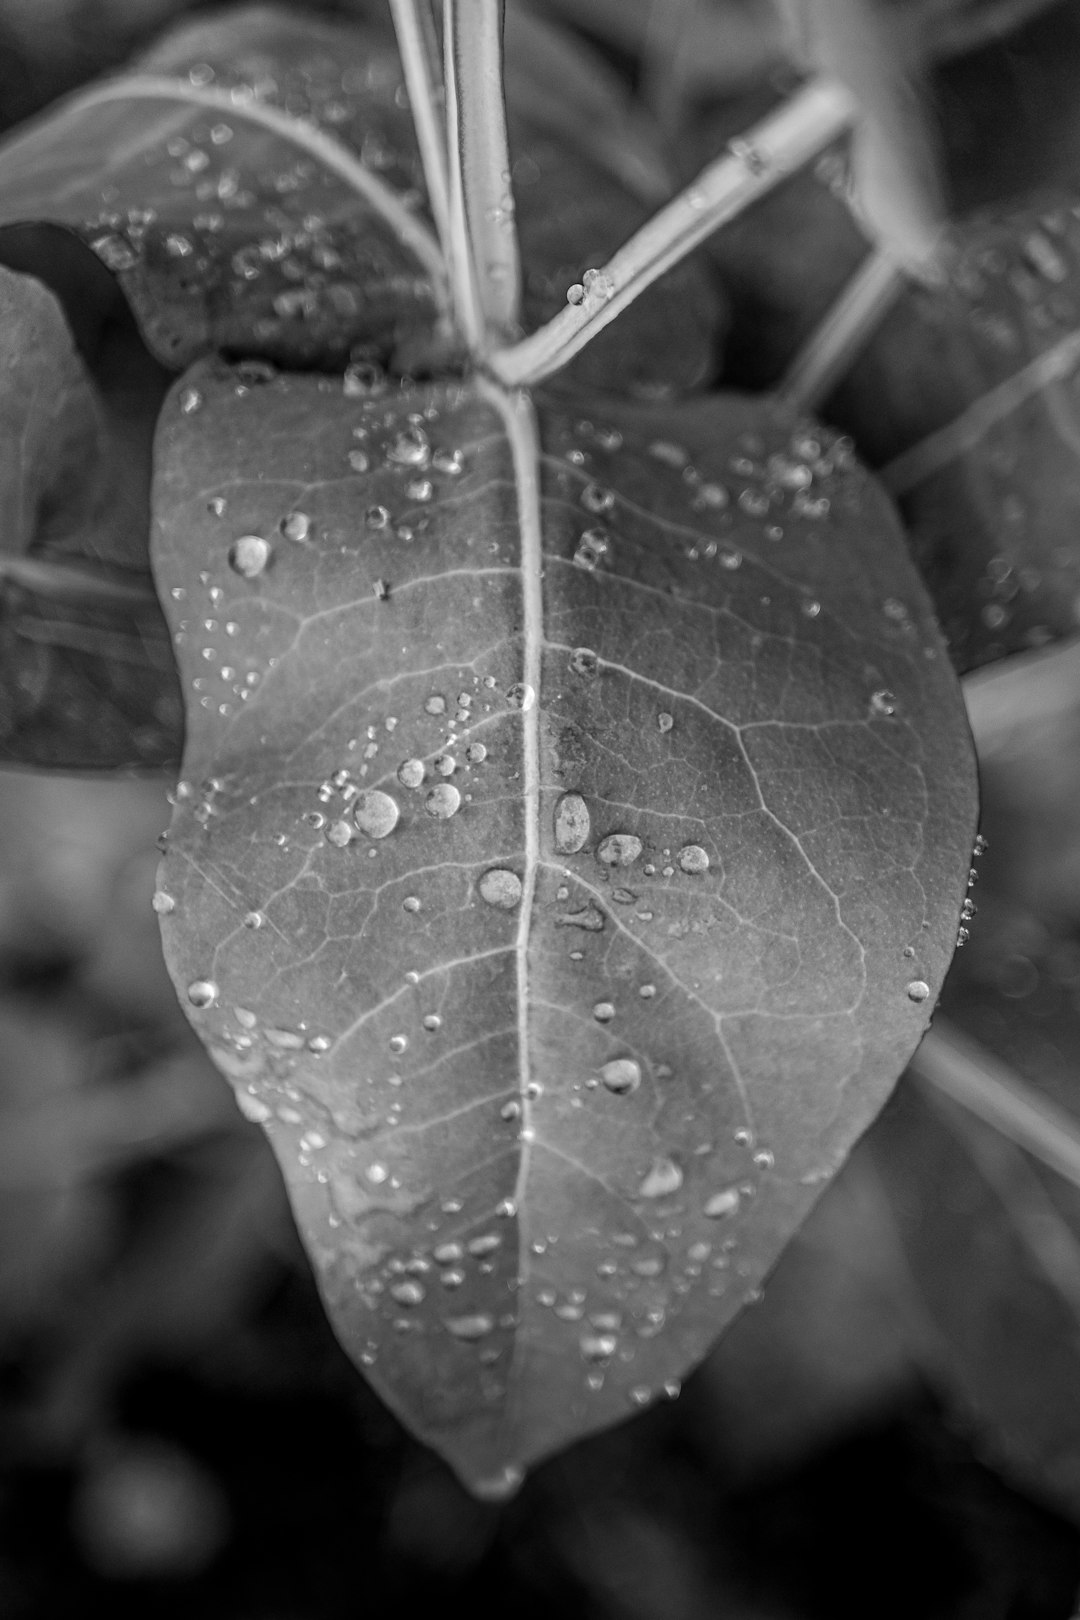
[
  {"x1": 776, "y1": 247, "x2": 906, "y2": 414},
  {"x1": 389, "y1": 0, "x2": 452, "y2": 260},
  {"x1": 487, "y1": 76, "x2": 857, "y2": 388}
]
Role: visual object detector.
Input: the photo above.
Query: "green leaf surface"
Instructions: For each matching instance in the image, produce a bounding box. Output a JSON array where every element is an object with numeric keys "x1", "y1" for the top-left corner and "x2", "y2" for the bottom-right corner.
[
  {"x1": 0, "y1": 263, "x2": 180, "y2": 769},
  {"x1": 150, "y1": 358, "x2": 976, "y2": 1492}
]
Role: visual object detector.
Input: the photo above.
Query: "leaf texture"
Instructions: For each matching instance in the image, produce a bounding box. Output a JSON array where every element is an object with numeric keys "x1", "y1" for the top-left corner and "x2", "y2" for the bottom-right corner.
[
  {"x1": 151, "y1": 359, "x2": 977, "y2": 1491},
  {"x1": 829, "y1": 193, "x2": 1080, "y2": 669},
  {"x1": 0, "y1": 264, "x2": 180, "y2": 768}
]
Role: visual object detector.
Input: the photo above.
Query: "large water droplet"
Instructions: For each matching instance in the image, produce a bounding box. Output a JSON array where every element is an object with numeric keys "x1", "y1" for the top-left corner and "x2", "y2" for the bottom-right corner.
[
  {"x1": 598, "y1": 833, "x2": 642, "y2": 867},
  {"x1": 554, "y1": 792, "x2": 591, "y2": 854},
  {"x1": 187, "y1": 979, "x2": 219, "y2": 1008},
  {"x1": 639, "y1": 1157, "x2": 683, "y2": 1199},
  {"x1": 390, "y1": 1280, "x2": 425, "y2": 1306},
  {"x1": 228, "y1": 535, "x2": 271, "y2": 578},
  {"x1": 677, "y1": 844, "x2": 709, "y2": 874},
  {"x1": 386, "y1": 425, "x2": 430, "y2": 467},
  {"x1": 151, "y1": 890, "x2": 175, "y2": 915},
  {"x1": 397, "y1": 759, "x2": 425, "y2": 789},
  {"x1": 280, "y1": 511, "x2": 311, "y2": 542},
  {"x1": 425, "y1": 783, "x2": 461, "y2": 818},
  {"x1": 704, "y1": 1187, "x2": 740, "y2": 1218},
  {"x1": 906, "y1": 979, "x2": 930, "y2": 1003},
  {"x1": 507, "y1": 682, "x2": 535, "y2": 711},
  {"x1": 600, "y1": 1057, "x2": 641, "y2": 1094},
  {"x1": 353, "y1": 789, "x2": 400, "y2": 838},
  {"x1": 479, "y1": 868, "x2": 522, "y2": 908}
]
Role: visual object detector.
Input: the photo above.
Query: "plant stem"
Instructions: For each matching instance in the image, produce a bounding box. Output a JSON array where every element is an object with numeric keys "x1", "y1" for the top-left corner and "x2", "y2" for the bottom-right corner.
[
  {"x1": 443, "y1": 0, "x2": 521, "y2": 348},
  {"x1": 389, "y1": 0, "x2": 452, "y2": 259},
  {"x1": 65, "y1": 77, "x2": 448, "y2": 300},
  {"x1": 910, "y1": 1021, "x2": 1080, "y2": 1192},
  {"x1": 962, "y1": 635, "x2": 1080, "y2": 758},
  {"x1": 776, "y1": 248, "x2": 905, "y2": 414},
  {"x1": 488, "y1": 76, "x2": 856, "y2": 389}
]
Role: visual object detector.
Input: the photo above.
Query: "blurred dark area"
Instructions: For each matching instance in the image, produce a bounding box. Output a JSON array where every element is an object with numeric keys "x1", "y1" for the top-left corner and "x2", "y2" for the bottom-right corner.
[{"x1": 2, "y1": 0, "x2": 1080, "y2": 1617}]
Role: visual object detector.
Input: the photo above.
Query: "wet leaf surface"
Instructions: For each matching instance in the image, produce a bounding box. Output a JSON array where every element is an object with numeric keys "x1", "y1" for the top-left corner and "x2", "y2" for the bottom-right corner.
[
  {"x1": 0, "y1": 263, "x2": 180, "y2": 769},
  {"x1": 829, "y1": 193, "x2": 1080, "y2": 670},
  {"x1": 151, "y1": 358, "x2": 976, "y2": 1490}
]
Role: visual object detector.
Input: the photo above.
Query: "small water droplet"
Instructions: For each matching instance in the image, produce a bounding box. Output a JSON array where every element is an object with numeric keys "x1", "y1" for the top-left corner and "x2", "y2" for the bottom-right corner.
[
  {"x1": 445, "y1": 1312, "x2": 495, "y2": 1340},
  {"x1": 179, "y1": 386, "x2": 203, "y2": 415},
  {"x1": 507, "y1": 682, "x2": 535, "y2": 711},
  {"x1": 326, "y1": 819, "x2": 353, "y2": 847},
  {"x1": 639, "y1": 1157, "x2": 683, "y2": 1199},
  {"x1": 581, "y1": 483, "x2": 615, "y2": 515},
  {"x1": 151, "y1": 890, "x2": 175, "y2": 915},
  {"x1": 580, "y1": 1332, "x2": 618, "y2": 1360},
  {"x1": 387, "y1": 425, "x2": 430, "y2": 468},
  {"x1": 187, "y1": 979, "x2": 218, "y2": 1008},
  {"x1": 554, "y1": 792, "x2": 591, "y2": 854},
  {"x1": 422, "y1": 1013, "x2": 441, "y2": 1033},
  {"x1": 871, "y1": 689, "x2": 897, "y2": 717},
  {"x1": 389, "y1": 1034, "x2": 408, "y2": 1054},
  {"x1": 348, "y1": 449, "x2": 370, "y2": 473},
  {"x1": 343, "y1": 360, "x2": 385, "y2": 397},
  {"x1": 906, "y1": 979, "x2": 930, "y2": 1003},
  {"x1": 598, "y1": 833, "x2": 642, "y2": 867},
  {"x1": 433, "y1": 753, "x2": 456, "y2": 776},
  {"x1": 569, "y1": 647, "x2": 599, "y2": 677},
  {"x1": 242, "y1": 909, "x2": 264, "y2": 929},
  {"x1": 390, "y1": 1280, "x2": 425, "y2": 1306},
  {"x1": 424, "y1": 694, "x2": 446, "y2": 715},
  {"x1": 657, "y1": 712, "x2": 674, "y2": 733},
  {"x1": 366, "y1": 1162, "x2": 389, "y2": 1184},
  {"x1": 280, "y1": 511, "x2": 311, "y2": 542},
  {"x1": 228, "y1": 534, "x2": 271, "y2": 578},
  {"x1": 600, "y1": 1058, "x2": 641, "y2": 1094},
  {"x1": 573, "y1": 527, "x2": 610, "y2": 569},
  {"x1": 479, "y1": 868, "x2": 522, "y2": 909},
  {"x1": 403, "y1": 896, "x2": 421, "y2": 913},
  {"x1": 425, "y1": 783, "x2": 461, "y2": 818},
  {"x1": 353, "y1": 789, "x2": 400, "y2": 838},
  {"x1": 592, "y1": 1000, "x2": 616, "y2": 1023},
  {"x1": 704, "y1": 1187, "x2": 740, "y2": 1218},
  {"x1": 677, "y1": 844, "x2": 709, "y2": 874},
  {"x1": 753, "y1": 1148, "x2": 774, "y2": 1170},
  {"x1": 397, "y1": 759, "x2": 425, "y2": 788}
]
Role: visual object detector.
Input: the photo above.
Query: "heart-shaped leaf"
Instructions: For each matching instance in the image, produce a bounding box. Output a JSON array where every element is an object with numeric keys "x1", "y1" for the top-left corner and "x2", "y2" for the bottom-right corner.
[
  {"x1": 0, "y1": 262, "x2": 180, "y2": 769},
  {"x1": 151, "y1": 357, "x2": 976, "y2": 1491}
]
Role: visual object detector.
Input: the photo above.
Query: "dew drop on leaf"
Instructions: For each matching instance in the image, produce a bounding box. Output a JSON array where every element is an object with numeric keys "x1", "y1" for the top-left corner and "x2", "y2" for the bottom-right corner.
[
  {"x1": 479, "y1": 868, "x2": 522, "y2": 909},
  {"x1": 386, "y1": 425, "x2": 430, "y2": 467},
  {"x1": 433, "y1": 753, "x2": 456, "y2": 776},
  {"x1": 242, "y1": 910, "x2": 264, "y2": 929},
  {"x1": 390, "y1": 1280, "x2": 425, "y2": 1306},
  {"x1": 598, "y1": 833, "x2": 642, "y2": 867},
  {"x1": 151, "y1": 890, "x2": 175, "y2": 915},
  {"x1": 599, "y1": 1058, "x2": 641, "y2": 1094},
  {"x1": 592, "y1": 1001, "x2": 616, "y2": 1023},
  {"x1": 425, "y1": 783, "x2": 461, "y2": 819},
  {"x1": 187, "y1": 979, "x2": 218, "y2": 1008},
  {"x1": 353, "y1": 789, "x2": 400, "y2": 839},
  {"x1": 465, "y1": 743, "x2": 487, "y2": 764},
  {"x1": 228, "y1": 534, "x2": 271, "y2": 578},
  {"x1": 280, "y1": 511, "x2": 311, "y2": 542},
  {"x1": 581, "y1": 482, "x2": 615, "y2": 515},
  {"x1": 507, "y1": 682, "x2": 535, "y2": 711},
  {"x1": 397, "y1": 759, "x2": 425, "y2": 788},
  {"x1": 366, "y1": 505, "x2": 390, "y2": 529},
  {"x1": 581, "y1": 1332, "x2": 618, "y2": 1360},
  {"x1": 677, "y1": 844, "x2": 710, "y2": 874},
  {"x1": 871, "y1": 689, "x2": 898, "y2": 717},
  {"x1": 657, "y1": 712, "x2": 674, "y2": 733},
  {"x1": 906, "y1": 979, "x2": 931, "y2": 1002},
  {"x1": 569, "y1": 647, "x2": 599, "y2": 677},
  {"x1": 553, "y1": 792, "x2": 591, "y2": 854},
  {"x1": 424, "y1": 694, "x2": 446, "y2": 715},
  {"x1": 573, "y1": 528, "x2": 610, "y2": 570},
  {"x1": 179, "y1": 386, "x2": 203, "y2": 415},
  {"x1": 639, "y1": 1157, "x2": 683, "y2": 1199},
  {"x1": 326, "y1": 819, "x2": 353, "y2": 847},
  {"x1": 704, "y1": 1187, "x2": 740, "y2": 1218},
  {"x1": 445, "y1": 1313, "x2": 495, "y2": 1341},
  {"x1": 348, "y1": 449, "x2": 370, "y2": 472}
]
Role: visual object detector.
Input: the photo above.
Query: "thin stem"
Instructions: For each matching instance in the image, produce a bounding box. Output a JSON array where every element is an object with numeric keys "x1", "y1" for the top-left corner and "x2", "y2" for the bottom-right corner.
[
  {"x1": 910, "y1": 1021, "x2": 1080, "y2": 1192},
  {"x1": 443, "y1": 0, "x2": 521, "y2": 346},
  {"x1": 390, "y1": 0, "x2": 452, "y2": 260},
  {"x1": 962, "y1": 635, "x2": 1080, "y2": 757},
  {"x1": 776, "y1": 248, "x2": 906, "y2": 414},
  {"x1": 65, "y1": 78, "x2": 447, "y2": 299},
  {"x1": 488, "y1": 77, "x2": 857, "y2": 389}
]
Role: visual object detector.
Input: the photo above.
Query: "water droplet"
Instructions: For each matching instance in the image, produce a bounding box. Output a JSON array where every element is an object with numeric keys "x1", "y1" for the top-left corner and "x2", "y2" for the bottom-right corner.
[
  {"x1": 433, "y1": 1242, "x2": 464, "y2": 1264},
  {"x1": 677, "y1": 844, "x2": 709, "y2": 874},
  {"x1": 397, "y1": 759, "x2": 425, "y2": 788},
  {"x1": 352, "y1": 790, "x2": 399, "y2": 838},
  {"x1": 573, "y1": 527, "x2": 610, "y2": 569},
  {"x1": 366, "y1": 1162, "x2": 389, "y2": 1184},
  {"x1": 433, "y1": 753, "x2": 456, "y2": 776},
  {"x1": 592, "y1": 1001, "x2": 616, "y2": 1023},
  {"x1": 326, "y1": 819, "x2": 352, "y2": 847},
  {"x1": 348, "y1": 449, "x2": 370, "y2": 473},
  {"x1": 187, "y1": 979, "x2": 218, "y2": 1008},
  {"x1": 507, "y1": 682, "x2": 535, "y2": 710},
  {"x1": 445, "y1": 1312, "x2": 495, "y2": 1340},
  {"x1": 580, "y1": 1332, "x2": 618, "y2": 1361},
  {"x1": 479, "y1": 868, "x2": 522, "y2": 909},
  {"x1": 598, "y1": 833, "x2": 642, "y2": 867},
  {"x1": 422, "y1": 1014, "x2": 441, "y2": 1033},
  {"x1": 425, "y1": 783, "x2": 461, "y2": 818},
  {"x1": 179, "y1": 386, "x2": 203, "y2": 415},
  {"x1": 343, "y1": 360, "x2": 385, "y2": 397},
  {"x1": 600, "y1": 1058, "x2": 641, "y2": 1094},
  {"x1": 473, "y1": 1465, "x2": 523, "y2": 1502},
  {"x1": 228, "y1": 534, "x2": 271, "y2": 578},
  {"x1": 569, "y1": 647, "x2": 599, "y2": 677},
  {"x1": 390, "y1": 1280, "x2": 425, "y2": 1306},
  {"x1": 403, "y1": 896, "x2": 421, "y2": 913},
  {"x1": 280, "y1": 511, "x2": 311, "y2": 542},
  {"x1": 871, "y1": 689, "x2": 897, "y2": 717},
  {"x1": 389, "y1": 1034, "x2": 408, "y2": 1054},
  {"x1": 387, "y1": 425, "x2": 430, "y2": 468},
  {"x1": 465, "y1": 742, "x2": 487, "y2": 764},
  {"x1": 581, "y1": 482, "x2": 615, "y2": 515},
  {"x1": 242, "y1": 910, "x2": 264, "y2": 929},
  {"x1": 424, "y1": 694, "x2": 446, "y2": 715},
  {"x1": 705, "y1": 1187, "x2": 740, "y2": 1218},
  {"x1": 151, "y1": 890, "x2": 175, "y2": 915},
  {"x1": 753, "y1": 1148, "x2": 774, "y2": 1170},
  {"x1": 906, "y1": 979, "x2": 930, "y2": 1003},
  {"x1": 657, "y1": 712, "x2": 674, "y2": 733},
  {"x1": 554, "y1": 792, "x2": 591, "y2": 854},
  {"x1": 639, "y1": 1157, "x2": 683, "y2": 1199}
]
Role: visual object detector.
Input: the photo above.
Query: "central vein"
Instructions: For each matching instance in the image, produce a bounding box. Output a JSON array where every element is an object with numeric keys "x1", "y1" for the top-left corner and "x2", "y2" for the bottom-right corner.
[{"x1": 476, "y1": 376, "x2": 543, "y2": 1210}]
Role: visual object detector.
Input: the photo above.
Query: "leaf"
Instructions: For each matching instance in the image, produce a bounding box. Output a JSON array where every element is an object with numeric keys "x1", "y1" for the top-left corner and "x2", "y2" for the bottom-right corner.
[
  {"x1": 0, "y1": 262, "x2": 180, "y2": 769},
  {"x1": 827, "y1": 193, "x2": 1080, "y2": 670},
  {"x1": 150, "y1": 357, "x2": 977, "y2": 1492}
]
